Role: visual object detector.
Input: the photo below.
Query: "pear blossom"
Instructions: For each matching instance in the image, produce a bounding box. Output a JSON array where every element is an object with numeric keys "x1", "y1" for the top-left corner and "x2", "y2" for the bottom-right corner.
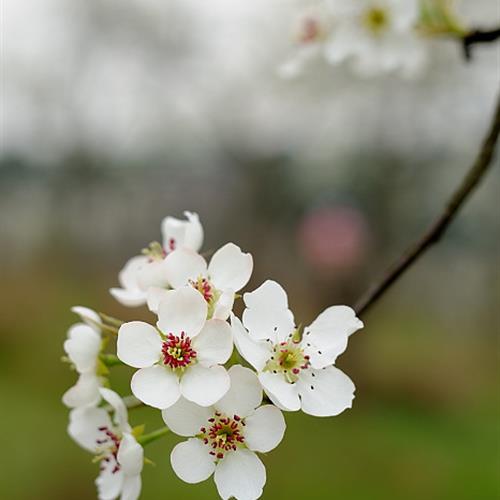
[
  {"x1": 117, "y1": 286, "x2": 233, "y2": 410},
  {"x1": 231, "y1": 280, "x2": 363, "y2": 416},
  {"x1": 62, "y1": 321, "x2": 102, "y2": 408},
  {"x1": 110, "y1": 211, "x2": 203, "y2": 308},
  {"x1": 324, "y1": 0, "x2": 426, "y2": 77},
  {"x1": 71, "y1": 306, "x2": 101, "y2": 329},
  {"x1": 148, "y1": 242, "x2": 253, "y2": 319},
  {"x1": 68, "y1": 388, "x2": 144, "y2": 500},
  {"x1": 163, "y1": 365, "x2": 286, "y2": 500}
]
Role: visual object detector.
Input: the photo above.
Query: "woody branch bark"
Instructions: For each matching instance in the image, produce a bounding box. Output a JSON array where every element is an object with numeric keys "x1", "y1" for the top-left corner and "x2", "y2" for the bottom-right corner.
[{"x1": 355, "y1": 90, "x2": 500, "y2": 317}]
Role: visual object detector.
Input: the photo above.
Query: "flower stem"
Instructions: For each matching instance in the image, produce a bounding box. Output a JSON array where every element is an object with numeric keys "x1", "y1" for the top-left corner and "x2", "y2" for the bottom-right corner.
[
  {"x1": 137, "y1": 427, "x2": 170, "y2": 446},
  {"x1": 99, "y1": 312, "x2": 124, "y2": 328},
  {"x1": 100, "y1": 354, "x2": 124, "y2": 367}
]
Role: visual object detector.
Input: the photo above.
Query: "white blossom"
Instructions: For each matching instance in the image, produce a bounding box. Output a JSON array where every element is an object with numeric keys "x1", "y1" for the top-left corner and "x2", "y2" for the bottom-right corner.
[
  {"x1": 117, "y1": 286, "x2": 233, "y2": 409},
  {"x1": 325, "y1": 0, "x2": 426, "y2": 77},
  {"x1": 232, "y1": 280, "x2": 363, "y2": 416},
  {"x1": 62, "y1": 321, "x2": 102, "y2": 408},
  {"x1": 68, "y1": 388, "x2": 144, "y2": 500},
  {"x1": 110, "y1": 212, "x2": 204, "y2": 308},
  {"x1": 147, "y1": 242, "x2": 253, "y2": 319},
  {"x1": 163, "y1": 365, "x2": 286, "y2": 500}
]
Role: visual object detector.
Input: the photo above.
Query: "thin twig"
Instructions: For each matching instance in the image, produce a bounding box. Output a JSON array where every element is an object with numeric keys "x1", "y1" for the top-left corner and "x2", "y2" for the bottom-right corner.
[
  {"x1": 355, "y1": 91, "x2": 500, "y2": 317},
  {"x1": 463, "y1": 27, "x2": 500, "y2": 60}
]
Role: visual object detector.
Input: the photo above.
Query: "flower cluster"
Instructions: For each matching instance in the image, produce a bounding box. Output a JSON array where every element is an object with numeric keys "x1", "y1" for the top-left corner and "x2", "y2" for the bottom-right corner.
[
  {"x1": 63, "y1": 211, "x2": 363, "y2": 500},
  {"x1": 279, "y1": 0, "x2": 468, "y2": 78}
]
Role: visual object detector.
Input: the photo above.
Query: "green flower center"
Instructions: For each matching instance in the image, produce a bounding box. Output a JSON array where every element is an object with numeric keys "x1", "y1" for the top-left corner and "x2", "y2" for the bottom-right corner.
[{"x1": 265, "y1": 340, "x2": 310, "y2": 383}]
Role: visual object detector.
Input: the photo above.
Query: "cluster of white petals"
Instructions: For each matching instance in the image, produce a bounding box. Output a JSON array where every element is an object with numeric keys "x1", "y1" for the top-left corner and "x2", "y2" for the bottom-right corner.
[
  {"x1": 63, "y1": 211, "x2": 363, "y2": 500},
  {"x1": 280, "y1": 0, "x2": 426, "y2": 78}
]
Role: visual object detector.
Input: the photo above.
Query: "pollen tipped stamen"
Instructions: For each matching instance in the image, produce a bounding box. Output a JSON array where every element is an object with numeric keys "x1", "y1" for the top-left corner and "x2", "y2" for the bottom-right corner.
[
  {"x1": 199, "y1": 413, "x2": 245, "y2": 461},
  {"x1": 161, "y1": 332, "x2": 197, "y2": 369}
]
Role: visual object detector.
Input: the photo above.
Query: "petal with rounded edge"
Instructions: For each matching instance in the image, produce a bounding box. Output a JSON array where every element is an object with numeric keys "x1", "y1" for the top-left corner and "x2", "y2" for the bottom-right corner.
[
  {"x1": 157, "y1": 287, "x2": 207, "y2": 338},
  {"x1": 192, "y1": 319, "x2": 233, "y2": 366},
  {"x1": 109, "y1": 287, "x2": 146, "y2": 308},
  {"x1": 117, "y1": 321, "x2": 162, "y2": 369},
  {"x1": 244, "y1": 405, "x2": 286, "y2": 453},
  {"x1": 96, "y1": 462, "x2": 124, "y2": 500},
  {"x1": 214, "y1": 449, "x2": 266, "y2": 500},
  {"x1": 258, "y1": 372, "x2": 300, "y2": 412},
  {"x1": 121, "y1": 475, "x2": 141, "y2": 500},
  {"x1": 136, "y1": 258, "x2": 169, "y2": 290},
  {"x1": 215, "y1": 365, "x2": 262, "y2": 418},
  {"x1": 163, "y1": 249, "x2": 207, "y2": 288},
  {"x1": 208, "y1": 243, "x2": 253, "y2": 292},
  {"x1": 170, "y1": 438, "x2": 215, "y2": 483},
  {"x1": 131, "y1": 366, "x2": 180, "y2": 410},
  {"x1": 180, "y1": 364, "x2": 230, "y2": 407},
  {"x1": 231, "y1": 314, "x2": 271, "y2": 372},
  {"x1": 162, "y1": 397, "x2": 213, "y2": 437},
  {"x1": 64, "y1": 323, "x2": 101, "y2": 373},
  {"x1": 297, "y1": 366, "x2": 355, "y2": 417},
  {"x1": 242, "y1": 281, "x2": 295, "y2": 342},
  {"x1": 118, "y1": 255, "x2": 148, "y2": 290},
  {"x1": 99, "y1": 388, "x2": 129, "y2": 431},
  {"x1": 68, "y1": 406, "x2": 111, "y2": 452},
  {"x1": 62, "y1": 373, "x2": 101, "y2": 409},
  {"x1": 71, "y1": 306, "x2": 101, "y2": 331},
  {"x1": 304, "y1": 305, "x2": 363, "y2": 367},
  {"x1": 117, "y1": 433, "x2": 144, "y2": 476}
]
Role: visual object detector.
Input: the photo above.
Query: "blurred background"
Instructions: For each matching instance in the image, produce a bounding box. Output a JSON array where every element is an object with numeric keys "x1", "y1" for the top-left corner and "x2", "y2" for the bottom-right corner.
[{"x1": 1, "y1": 0, "x2": 499, "y2": 499}]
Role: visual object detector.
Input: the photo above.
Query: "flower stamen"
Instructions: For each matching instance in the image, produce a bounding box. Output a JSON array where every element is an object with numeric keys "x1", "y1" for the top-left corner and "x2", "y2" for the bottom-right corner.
[{"x1": 162, "y1": 332, "x2": 197, "y2": 369}]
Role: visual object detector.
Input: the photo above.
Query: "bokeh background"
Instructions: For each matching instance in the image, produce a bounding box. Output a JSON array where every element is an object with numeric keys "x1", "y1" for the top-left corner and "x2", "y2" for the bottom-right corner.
[{"x1": 1, "y1": 0, "x2": 499, "y2": 499}]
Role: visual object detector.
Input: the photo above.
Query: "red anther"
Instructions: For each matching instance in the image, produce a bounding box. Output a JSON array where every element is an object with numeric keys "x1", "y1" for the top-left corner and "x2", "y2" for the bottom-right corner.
[{"x1": 292, "y1": 368, "x2": 300, "y2": 374}]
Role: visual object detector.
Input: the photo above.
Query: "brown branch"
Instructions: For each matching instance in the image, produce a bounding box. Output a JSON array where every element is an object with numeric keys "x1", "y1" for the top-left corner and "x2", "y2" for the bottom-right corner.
[
  {"x1": 355, "y1": 90, "x2": 500, "y2": 317},
  {"x1": 463, "y1": 27, "x2": 500, "y2": 60}
]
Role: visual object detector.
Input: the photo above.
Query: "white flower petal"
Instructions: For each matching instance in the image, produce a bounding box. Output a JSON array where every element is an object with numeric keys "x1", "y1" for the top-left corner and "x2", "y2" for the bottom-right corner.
[
  {"x1": 131, "y1": 366, "x2": 180, "y2": 410},
  {"x1": 120, "y1": 475, "x2": 141, "y2": 500},
  {"x1": 63, "y1": 372, "x2": 101, "y2": 409},
  {"x1": 157, "y1": 287, "x2": 207, "y2": 338},
  {"x1": 68, "y1": 406, "x2": 111, "y2": 452},
  {"x1": 180, "y1": 364, "x2": 230, "y2": 407},
  {"x1": 208, "y1": 243, "x2": 253, "y2": 292},
  {"x1": 71, "y1": 306, "x2": 101, "y2": 331},
  {"x1": 244, "y1": 405, "x2": 286, "y2": 453},
  {"x1": 162, "y1": 211, "x2": 204, "y2": 253},
  {"x1": 297, "y1": 366, "x2": 355, "y2": 417},
  {"x1": 109, "y1": 287, "x2": 146, "y2": 308},
  {"x1": 214, "y1": 449, "x2": 266, "y2": 500},
  {"x1": 215, "y1": 365, "x2": 262, "y2": 418},
  {"x1": 117, "y1": 322, "x2": 162, "y2": 369},
  {"x1": 170, "y1": 438, "x2": 215, "y2": 484},
  {"x1": 231, "y1": 314, "x2": 271, "y2": 372},
  {"x1": 212, "y1": 289, "x2": 235, "y2": 320},
  {"x1": 243, "y1": 279, "x2": 289, "y2": 310},
  {"x1": 146, "y1": 286, "x2": 170, "y2": 314},
  {"x1": 161, "y1": 397, "x2": 213, "y2": 437},
  {"x1": 64, "y1": 323, "x2": 101, "y2": 373},
  {"x1": 117, "y1": 433, "x2": 143, "y2": 476},
  {"x1": 118, "y1": 255, "x2": 148, "y2": 290},
  {"x1": 192, "y1": 319, "x2": 233, "y2": 366},
  {"x1": 135, "y1": 258, "x2": 169, "y2": 290},
  {"x1": 96, "y1": 462, "x2": 124, "y2": 500},
  {"x1": 304, "y1": 306, "x2": 363, "y2": 368},
  {"x1": 99, "y1": 388, "x2": 129, "y2": 431},
  {"x1": 242, "y1": 280, "x2": 295, "y2": 342},
  {"x1": 163, "y1": 249, "x2": 207, "y2": 288},
  {"x1": 258, "y1": 372, "x2": 300, "y2": 412}
]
